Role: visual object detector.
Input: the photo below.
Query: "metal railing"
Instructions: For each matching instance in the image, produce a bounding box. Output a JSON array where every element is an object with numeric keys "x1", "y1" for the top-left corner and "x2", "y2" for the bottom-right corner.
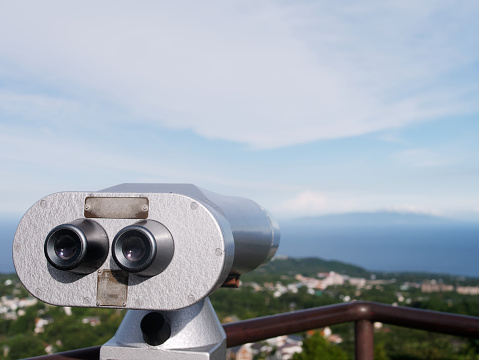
[{"x1": 27, "y1": 301, "x2": 479, "y2": 360}]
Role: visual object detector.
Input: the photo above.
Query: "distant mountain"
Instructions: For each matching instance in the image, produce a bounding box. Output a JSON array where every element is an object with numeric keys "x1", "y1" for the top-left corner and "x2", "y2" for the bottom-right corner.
[
  {"x1": 247, "y1": 256, "x2": 478, "y2": 282},
  {"x1": 276, "y1": 212, "x2": 479, "y2": 277},
  {"x1": 252, "y1": 256, "x2": 370, "y2": 278},
  {"x1": 281, "y1": 211, "x2": 463, "y2": 227}
]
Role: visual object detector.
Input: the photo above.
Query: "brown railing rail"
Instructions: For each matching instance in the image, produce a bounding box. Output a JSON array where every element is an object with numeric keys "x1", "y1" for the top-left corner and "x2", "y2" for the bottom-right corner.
[{"x1": 26, "y1": 301, "x2": 479, "y2": 360}]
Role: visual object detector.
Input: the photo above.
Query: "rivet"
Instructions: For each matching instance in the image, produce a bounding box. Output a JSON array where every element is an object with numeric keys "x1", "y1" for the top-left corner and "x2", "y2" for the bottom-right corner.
[
  {"x1": 190, "y1": 202, "x2": 198, "y2": 210},
  {"x1": 142, "y1": 205, "x2": 149, "y2": 211},
  {"x1": 40, "y1": 200, "x2": 47, "y2": 208},
  {"x1": 215, "y1": 248, "x2": 222, "y2": 256}
]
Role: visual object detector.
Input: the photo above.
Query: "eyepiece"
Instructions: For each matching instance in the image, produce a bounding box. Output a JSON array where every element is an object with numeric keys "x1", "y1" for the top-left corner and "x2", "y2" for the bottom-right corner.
[
  {"x1": 44, "y1": 219, "x2": 108, "y2": 274},
  {"x1": 123, "y1": 234, "x2": 147, "y2": 262},
  {"x1": 54, "y1": 230, "x2": 80, "y2": 260},
  {"x1": 112, "y1": 220, "x2": 174, "y2": 277}
]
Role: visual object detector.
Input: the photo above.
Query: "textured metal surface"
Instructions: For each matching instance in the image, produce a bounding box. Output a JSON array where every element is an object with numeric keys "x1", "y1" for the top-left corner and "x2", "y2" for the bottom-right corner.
[
  {"x1": 13, "y1": 184, "x2": 280, "y2": 311},
  {"x1": 14, "y1": 184, "x2": 281, "y2": 360},
  {"x1": 85, "y1": 197, "x2": 149, "y2": 219},
  {"x1": 103, "y1": 184, "x2": 280, "y2": 274},
  {"x1": 200, "y1": 188, "x2": 280, "y2": 274},
  {"x1": 100, "y1": 298, "x2": 226, "y2": 360},
  {"x1": 14, "y1": 190, "x2": 235, "y2": 310}
]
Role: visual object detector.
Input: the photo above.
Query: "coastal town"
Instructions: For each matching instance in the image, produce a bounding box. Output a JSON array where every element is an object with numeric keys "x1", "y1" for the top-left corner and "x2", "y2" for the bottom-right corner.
[
  {"x1": 2, "y1": 261, "x2": 479, "y2": 359},
  {"x1": 226, "y1": 270, "x2": 479, "y2": 359}
]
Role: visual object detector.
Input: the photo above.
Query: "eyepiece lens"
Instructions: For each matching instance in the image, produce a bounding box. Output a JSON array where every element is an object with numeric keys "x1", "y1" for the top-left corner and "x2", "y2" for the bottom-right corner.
[
  {"x1": 54, "y1": 233, "x2": 79, "y2": 260},
  {"x1": 44, "y1": 220, "x2": 109, "y2": 275},
  {"x1": 122, "y1": 235, "x2": 147, "y2": 262},
  {"x1": 112, "y1": 221, "x2": 174, "y2": 276}
]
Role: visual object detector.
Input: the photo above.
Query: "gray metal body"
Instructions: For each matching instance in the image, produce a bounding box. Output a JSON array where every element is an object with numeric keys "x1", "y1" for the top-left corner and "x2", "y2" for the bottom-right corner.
[
  {"x1": 103, "y1": 184, "x2": 280, "y2": 275},
  {"x1": 13, "y1": 184, "x2": 279, "y2": 311},
  {"x1": 13, "y1": 184, "x2": 280, "y2": 359},
  {"x1": 100, "y1": 298, "x2": 226, "y2": 360}
]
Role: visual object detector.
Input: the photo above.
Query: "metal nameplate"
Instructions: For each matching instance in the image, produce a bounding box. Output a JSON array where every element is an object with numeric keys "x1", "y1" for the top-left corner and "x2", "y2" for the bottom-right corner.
[
  {"x1": 85, "y1": 197, "x2": 149, "y2": 219},
  {"x1": 97, "y1": 270, "x2": 129, "y2": 307}
]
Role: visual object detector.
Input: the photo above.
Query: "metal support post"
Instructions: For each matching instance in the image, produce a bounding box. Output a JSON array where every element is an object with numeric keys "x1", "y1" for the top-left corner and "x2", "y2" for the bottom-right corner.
[{"x1": 355, "y1": 319, "x2": 374, "y2": 360}]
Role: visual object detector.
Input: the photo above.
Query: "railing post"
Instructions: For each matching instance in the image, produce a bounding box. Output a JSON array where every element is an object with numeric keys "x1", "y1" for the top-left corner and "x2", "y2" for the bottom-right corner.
[{"x1": 355, "y1": 319, "x2": 374, "y2": 360}]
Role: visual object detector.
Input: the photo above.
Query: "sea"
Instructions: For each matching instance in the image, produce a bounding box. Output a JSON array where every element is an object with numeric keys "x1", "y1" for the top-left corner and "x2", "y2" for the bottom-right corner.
[
  {"x1": 279, "y1": 219, "x2": 479, "y2": 277},
  {"x1": 0, "y1": 218, "x2": 18, "y2": 273}
]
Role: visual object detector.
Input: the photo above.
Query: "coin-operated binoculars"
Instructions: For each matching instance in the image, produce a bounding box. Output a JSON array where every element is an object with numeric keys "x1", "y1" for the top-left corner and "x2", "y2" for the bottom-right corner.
[{"x1": 13, "y1": 184, "x2": 280, "y2": 359}]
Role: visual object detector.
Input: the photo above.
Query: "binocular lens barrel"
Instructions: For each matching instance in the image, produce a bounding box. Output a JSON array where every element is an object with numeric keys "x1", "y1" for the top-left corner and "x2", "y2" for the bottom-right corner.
[
  {"x1": 112, "y1": 220, "x2": 174, "y2": 277},
  {"x1": 44, "y1": 219, "x2": 109, "y2": 275}
]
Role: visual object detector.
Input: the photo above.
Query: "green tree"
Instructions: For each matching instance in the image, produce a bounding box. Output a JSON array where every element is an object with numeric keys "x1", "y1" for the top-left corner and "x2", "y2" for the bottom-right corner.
[
  {"x1": 293, "y1": 332, "x2": 348, "y2": 360},
  {"x1": 374, "y1": 342, "x2": 390, "y2": 360},
  {"x1": 7, "y1": 307, "x2": 37, "y2": 335},
  {"x1": 6, "y1": 334, "x2": 46, "y2": 360}
]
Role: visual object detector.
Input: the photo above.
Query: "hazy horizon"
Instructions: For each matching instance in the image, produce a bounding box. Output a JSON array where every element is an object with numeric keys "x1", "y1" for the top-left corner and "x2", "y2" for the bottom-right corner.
[{"x1": 3, "y1": 211, "x2": 479, "y2": 277}]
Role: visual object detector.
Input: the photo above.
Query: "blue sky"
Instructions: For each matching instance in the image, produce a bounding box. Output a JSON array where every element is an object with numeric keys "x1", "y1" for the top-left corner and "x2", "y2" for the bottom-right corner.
[{"x1": 1, "y1": 1, "x2": 479, "y2": 221}]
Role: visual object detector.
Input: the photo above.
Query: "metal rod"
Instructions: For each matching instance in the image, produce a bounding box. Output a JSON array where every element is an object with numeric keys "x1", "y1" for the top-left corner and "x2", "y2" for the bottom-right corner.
[
  {"x1": 224, "y1": 301, "x2": 479, "y2": 347},
  {"x1": 368, "y1": 302, "x2": 479, "y2": 338},
  {"x1": 355, "y1": 319, "x2": 374, "y2": 360},
  {"x1": 223, "y1": 302, "x2": 365, "y2": 347},
  {"x1": 25, "y1": 346, "x2": 101, "y2": 360}
]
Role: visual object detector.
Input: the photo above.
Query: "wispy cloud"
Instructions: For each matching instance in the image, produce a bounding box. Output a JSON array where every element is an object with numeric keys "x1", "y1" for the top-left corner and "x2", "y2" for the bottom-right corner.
[
  {"x1": 275, "y1": 190, "x2": 450, "y2": 218},
  {"x1": 276, "y1": 191, "x2": 329, "y2": 214},
  {"x1": 392, "y1": 148, "x2": 451, "y2": 168},
  {"x1": 381, "y1": 204, "x2": 444, "y2": 217},
  {"x1": 1, "y1": 1, "x2": 478, "y2": 148},
  {"x1": 0, "y1": 91, "x2": 79, "y2": 120},
  {"x1": 1, "y1": 1, "x2": 479, "y2": 221},
  {"x1": 275, "y1": 191, "x2": 360, "y2": 216}
]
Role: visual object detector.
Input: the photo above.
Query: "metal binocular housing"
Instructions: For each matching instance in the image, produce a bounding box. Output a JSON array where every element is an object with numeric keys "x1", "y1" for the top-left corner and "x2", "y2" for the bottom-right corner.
[{"x1": 13, "y1": 184, "x2": 280, "y2": 311}]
